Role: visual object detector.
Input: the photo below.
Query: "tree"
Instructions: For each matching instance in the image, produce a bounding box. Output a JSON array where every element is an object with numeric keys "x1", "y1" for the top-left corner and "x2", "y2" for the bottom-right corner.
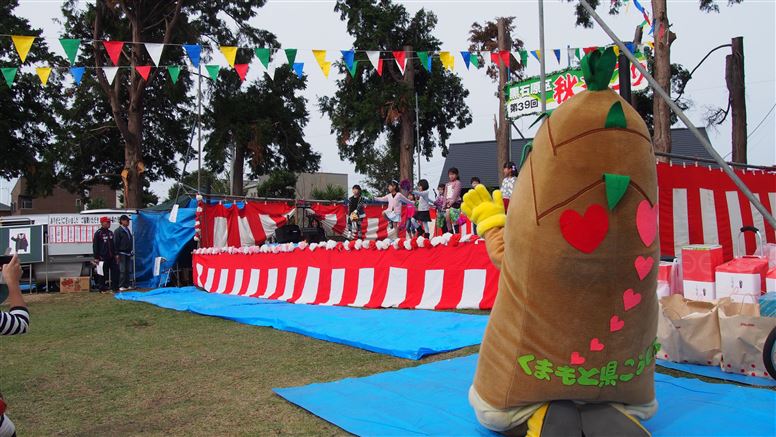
[
  {"x1": 311, "y1": 184, "x2": 347, "y2": 201},
  {"x1": 320, "y1": 0, "x2": 472, "y2": 185},
  {"x1": 568, "y1": 0, "x2": 741, "y2": 155},
  {"x1": 253, "y1": 170, "x2": 297, "y2": 199},
  {"x1": 58, "y1": 0, "x2": 277, "y2": 207},
  {"x1": 204, "y1": 64, "x2": 320, "y2": 196},
  {"x1": 468, "y1": 17, "x2": 525, "y2": 181},
  {"x1": 0, "y1": 0, "x2": 61, "y2": 196}
]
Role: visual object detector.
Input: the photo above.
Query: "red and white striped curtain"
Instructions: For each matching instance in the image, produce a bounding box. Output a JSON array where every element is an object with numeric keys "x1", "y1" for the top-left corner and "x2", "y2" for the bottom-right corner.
[{"x1": 657, "y1": 162, "x2": 775, "y2": 260}]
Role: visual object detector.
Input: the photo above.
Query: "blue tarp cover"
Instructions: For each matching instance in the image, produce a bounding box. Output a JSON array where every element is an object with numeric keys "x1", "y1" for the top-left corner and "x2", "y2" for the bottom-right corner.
[
  {"x1": 275, "y1": 354, "x2": 776, "y2": 436},
  {"x1": 656, "y1": 359, "x2": 776, "y2": 387},
  {"x1": 133, "y1": 209, "x2": 195, "y2": 287},
  {"x1": 115, "y1": 287, "x2": 488, "y2": 359}
]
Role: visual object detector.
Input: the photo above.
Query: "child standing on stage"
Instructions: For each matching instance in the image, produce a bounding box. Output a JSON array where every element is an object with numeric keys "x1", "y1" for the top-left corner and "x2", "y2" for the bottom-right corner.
[
  {"x1": 412, "y1": 179, "x2": 432, "y2": 238},
  {"x1": 376, "y1": 180, "x2": 412, "y2": 231},
  {"x1": 433, "y1": 183, "x2": 447, "y2": 235},
  {"x1": 347, "y1": 184, "x2": 366, "y2": 240},
  {"x1": 444, "y1": 167, "x2": 462, "y2": 234},
  {"x1": 403, "y1": 193, "x2": 417, "y2": 237},
  {"x1": 501, "y1": 161, "x2": 517, "y2": 212}
]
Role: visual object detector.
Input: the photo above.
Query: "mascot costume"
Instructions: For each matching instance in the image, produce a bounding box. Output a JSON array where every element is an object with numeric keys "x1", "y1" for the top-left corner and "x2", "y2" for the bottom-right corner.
[{"x1": 463, "y1": 47, "x2": 659, "y2": 436}]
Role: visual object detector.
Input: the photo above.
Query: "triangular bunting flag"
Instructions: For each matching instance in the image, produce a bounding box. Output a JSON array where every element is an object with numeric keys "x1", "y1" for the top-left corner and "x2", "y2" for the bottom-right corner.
[
  {"x1": 292, "y1": 62, "x2": 304, "y2": 79},
  {"x1": 167, "y1": 65, "x2": 181, "y2": 84},
  {"x1": 1, "y1": 67, "x2": 17, "y2": 87},
  {"x1": 234, "y1": 63, "x2": 249, "y2": 81},
  {"x1": 36, "y1": 67, "x2": 52, "y2": 86},
  {"x1": 205, "y1": 65, "x2": 220, "y2": 81},
  {"x1": 603, "y1": 173, "x2": 631, "y2": 210},
  {"x1": 12, "y1": 35, "x2": 35, "y2": 63},
  {"x1": 613, "y1": 45, "x2": 620, "y2": 57},
  {"x1": 219, "y1": 46, "x2": 238, "y2": 68},
  {"x1": 531, "y1": 50, "x2": 541, "y2": 61},
  {"x1": 70, "y1": 66, "x2": 85, "y2": 85},
  {"x1": 376, "y1": 58, "x2": 383, "y2": 76},
  {"x1": 575, "y1": 48, "x2": 582, "y2": 60},
  {"x1": 347, "y1": 60, "x2": 358, "y2": 78},
  {"x1": 59, "y1": 38, "x2": 81, "y2": 64},
  {"x1": 135, "y1": 65, "x2": 151, "y2": 81},
  {"x1": 583, "y1": 46, "x2": 598, "y2": 55},
  {"x1": 417, "y1": 51, "x2": 432, "y2": 72},
  {"x1": 103, "y1": 41, "x2": 124, "y2": 65},
  {"x1": 553, "y1": 49, "x2": 561, "y2": 64},
  {"x1": 499, "y1": 51, "x2": 510, "y2": 67},
  {"x1": 439, "y1": 51, "x2": 454, "y2": 70},
  {"x1": 470, "y1": 53, "x2": 480, "y2": 69},
  {"x1": 255, "y1": 48, "x2": 271, "y2": 68},
  {"x1": 520, "y1": 50, "x2": 528, "y2": 66},
  {"x1": 312, "y1": 49, "x2": 327, "y2": 67},
  {"x1": 341, "y1": 50, "x2": 355, "y2": 71},
  {"x1": 102, "y1": 66, "x2": 119, "y2": 85},
  {"x1": 490, "y1": 51, "x2": 499, "y2": 64},
  {"x1": 460, "y1": 51, "x2": 471, "y2": 70},
  {"x1": 366, "y1": 51, "x2": 381, "y2": 71},
  {"x1": 321, "y1": 61, "x2": 332, "y2": 78},
  {"x1": 284, "y1": 49, "x2": 297, "y2": 65},
  {"x1": 392, "y1": 50, "x2": 407, "y2": 75},
  {"x1": 183, "y1": 44, "x2": 201, "y2": 68},
  {"x1": 145, "y1": 43, "x2": 164, "y2": 66}
]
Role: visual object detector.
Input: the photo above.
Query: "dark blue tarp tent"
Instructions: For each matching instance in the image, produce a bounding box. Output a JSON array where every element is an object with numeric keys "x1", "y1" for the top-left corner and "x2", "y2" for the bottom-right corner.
[{"x1": 134, "y1": 205, "x2": 196, "y2": 287}]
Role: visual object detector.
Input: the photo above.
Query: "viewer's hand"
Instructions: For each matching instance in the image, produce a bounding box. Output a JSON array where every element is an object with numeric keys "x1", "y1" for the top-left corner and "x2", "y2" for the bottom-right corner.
[
  {"x1": 2, "y1": 255, "x2": 22, "y2": 286},
  {"x1": 462, "y1": 185, "x2": 506, "y2": 236}
]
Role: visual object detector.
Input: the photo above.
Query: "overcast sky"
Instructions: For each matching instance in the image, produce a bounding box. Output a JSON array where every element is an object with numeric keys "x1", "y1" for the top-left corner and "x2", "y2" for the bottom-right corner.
[{"x1": 2, "y1": 0, "x2": 774, "y2": 204}]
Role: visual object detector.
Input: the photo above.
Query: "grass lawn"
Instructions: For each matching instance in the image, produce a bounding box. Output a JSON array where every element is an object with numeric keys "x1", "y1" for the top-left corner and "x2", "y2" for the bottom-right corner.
[{"x1": 1, "y1": 292, "x2": 477, "y2": 436}]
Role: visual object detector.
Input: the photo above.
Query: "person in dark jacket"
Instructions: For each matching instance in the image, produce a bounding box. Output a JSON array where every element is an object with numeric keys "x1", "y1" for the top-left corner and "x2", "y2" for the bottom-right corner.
[
  {"x1": 92, "y1": 217, "x2": 119, "y2": 293},
  {"x1": 347, "y1": 185, "x2": 366, "y2": 240},
  {"x1": 114, "y1": 215, "x2": 134, "y2": 291}
]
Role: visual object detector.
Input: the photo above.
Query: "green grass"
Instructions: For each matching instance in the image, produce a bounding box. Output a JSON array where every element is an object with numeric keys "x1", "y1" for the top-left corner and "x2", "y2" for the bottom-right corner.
[{"x1": 0, "y1": 292, "x2": 477, "y2": 436}]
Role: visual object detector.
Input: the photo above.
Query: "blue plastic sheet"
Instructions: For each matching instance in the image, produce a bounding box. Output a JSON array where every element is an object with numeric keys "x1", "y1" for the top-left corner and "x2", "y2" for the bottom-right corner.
[
  {"x1": 116, "y1": 287, "x2": 488, "y2": 360},
  {"x1": 275, "y1": 354, "x2": 776, "y2": 436},
  {"x1": 760, "y1": 292, "x2": 776, "y2": 318},
  {"x1": 657, "y1": 359, "x2": 776, "y2": 387},
  {"x1": 133, "y1": 209, "x2": 196, "y2": 288}
]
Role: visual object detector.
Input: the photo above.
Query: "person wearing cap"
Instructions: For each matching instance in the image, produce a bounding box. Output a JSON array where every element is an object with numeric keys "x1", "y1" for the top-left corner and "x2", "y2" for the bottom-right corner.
[
  {"x1": 92, "y1": 217, "x2": 119, "y2": 293},
  {"x1": 114, "y1": 215, "x2": 134, "y2": 291}
]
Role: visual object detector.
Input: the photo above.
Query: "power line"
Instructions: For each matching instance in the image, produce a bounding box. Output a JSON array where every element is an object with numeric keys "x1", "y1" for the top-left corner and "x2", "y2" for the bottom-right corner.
[{"x1": 747, "y1": 103, "x2": 776, "y2": 139}]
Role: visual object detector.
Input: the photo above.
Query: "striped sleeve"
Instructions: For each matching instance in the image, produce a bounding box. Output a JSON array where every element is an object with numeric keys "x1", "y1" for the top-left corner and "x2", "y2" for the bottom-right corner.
[{"x1": 0, "y1": 307, "x2": 30, "y2": 335}]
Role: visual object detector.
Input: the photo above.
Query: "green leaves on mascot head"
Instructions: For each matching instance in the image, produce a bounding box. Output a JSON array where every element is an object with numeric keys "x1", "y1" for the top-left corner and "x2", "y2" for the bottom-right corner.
[{"x1": 581, "y1": 47, "x2": 617, "y2": 92}]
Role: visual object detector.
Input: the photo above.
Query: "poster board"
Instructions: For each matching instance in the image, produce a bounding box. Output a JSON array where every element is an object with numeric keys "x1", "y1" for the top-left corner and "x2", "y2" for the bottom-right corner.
[
  {"x1": 0, "y1": 224, "x2": 44, "y2": 264},
  {"x1": 47, "y1": 214, "x2": 131, "y2": 244}
]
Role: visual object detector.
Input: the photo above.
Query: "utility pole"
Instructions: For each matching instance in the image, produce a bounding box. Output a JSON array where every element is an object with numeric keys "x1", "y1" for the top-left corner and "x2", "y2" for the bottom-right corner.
[
  {"x1": 726, "y1": 36, "x2": 747, "y2": 164},
  {"x1": 415, "y1": 91, "x2": 421, "y2": 181},
  {"x1": 496, "y1": 18, "x2": 510, "y2": 182},
  {"x1": 538, "y1": 0, "x2": 547, "y2": 113},
  {"x1": 651, "y1": 0, "x2": 675, "y2": 159},
  {"x1": 197, "y1": 63, "x2": 203, "y2": 192}
]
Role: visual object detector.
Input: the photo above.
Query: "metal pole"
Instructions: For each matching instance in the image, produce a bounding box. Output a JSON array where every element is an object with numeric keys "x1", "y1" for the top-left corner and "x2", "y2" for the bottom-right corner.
[
  {"x1": 538, "y1": 0, "x2": 547, "y2": 112},
  {"x1": 415, "y1": 92, "x2": 421, "y2": 181},
  {"x1": 577, "y1": 0, "x2": 776, "y2": 229},
  {"x1": 197, "y1": 63, "x2": 203, "y2": 192}
]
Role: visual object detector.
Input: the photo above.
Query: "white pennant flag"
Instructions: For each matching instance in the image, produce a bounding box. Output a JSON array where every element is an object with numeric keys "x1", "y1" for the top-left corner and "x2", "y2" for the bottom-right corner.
[
  {"x1": 102, "y1": 66, "x2": 119, "y2": 85},
  {"x1": 366, "y1": 50, "x2": 381, "y2": 70},
  {"x1": 264, "y1": 59, "x2": 277, "y2": 81},
  {"x1": 145, "y1": 43, "x2": 165, "y2": 66}
]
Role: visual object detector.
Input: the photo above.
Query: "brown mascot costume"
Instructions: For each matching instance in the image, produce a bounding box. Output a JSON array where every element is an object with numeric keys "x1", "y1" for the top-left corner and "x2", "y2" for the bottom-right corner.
[{"x1": 463, "y1": 47, "x2": 659, "y2": 436}]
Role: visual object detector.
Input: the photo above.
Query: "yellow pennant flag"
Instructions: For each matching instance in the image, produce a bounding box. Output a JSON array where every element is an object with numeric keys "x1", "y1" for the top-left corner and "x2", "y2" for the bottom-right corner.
[
  {"x1": 647, "y1": 41, "x2": 654, "y2": 50},
  {"x1": 219, "y1": 46, "x2": 238, "y2": 68},
  {"x1": 439, "y1": 51, "x2": 454, "y2": 70},
  {"x1": 613, "y1": 45, "x2": 620, "y2": 57},
  {"x1": 312, "y1": 50, "x2": 327, "y2": 67},
  {"x1": 321, "y1": 61, "x2": 332, "y2": 78},
  {"x1": 36, "y1": 67, "x2": 52, "y2": 86},
  {"x1": 12, "y1": 35, "x2": 36, "y2": 63}
]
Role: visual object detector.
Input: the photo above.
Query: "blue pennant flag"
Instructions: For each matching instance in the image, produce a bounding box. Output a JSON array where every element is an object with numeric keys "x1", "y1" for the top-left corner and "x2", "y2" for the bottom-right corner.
[
  {"x1": 70, "y1": 66, "x2": 85, "y2": 85},
  {"x1": 292, "y1": 62, "x2": 304, "y2": 79},
  {"x1": 460, "y1": 51, "x2": 471, "y2": 70},
  {"x1": 553, "y1": 49, "x2": 561, "y2": 63},
  {"x1": 341, "y1": 50, "x2": 355, "y2": 71},
  {"x1": 624, "y1": 42, "x2": 635, "y2": 53},
  {"x1": 183, "y1": 44, "x2": 201, "y2": 68}
]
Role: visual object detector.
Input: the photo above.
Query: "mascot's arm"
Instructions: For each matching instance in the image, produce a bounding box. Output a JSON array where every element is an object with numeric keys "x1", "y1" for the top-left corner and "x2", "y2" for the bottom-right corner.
[{"x1": 462, "y1": 185, "x2": 507, "y2": 269}]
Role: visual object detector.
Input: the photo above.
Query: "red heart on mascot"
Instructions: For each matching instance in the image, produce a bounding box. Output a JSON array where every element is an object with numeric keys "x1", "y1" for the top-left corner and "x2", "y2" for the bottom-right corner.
[{"x1": 559, "y1": 204, "x2": 609, "y2": 254}]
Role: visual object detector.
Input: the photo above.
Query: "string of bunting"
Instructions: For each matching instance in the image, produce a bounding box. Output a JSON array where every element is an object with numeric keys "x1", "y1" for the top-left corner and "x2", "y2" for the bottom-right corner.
[{"x1": 0, "y1": 34, "x2": 654, "y2": 88}]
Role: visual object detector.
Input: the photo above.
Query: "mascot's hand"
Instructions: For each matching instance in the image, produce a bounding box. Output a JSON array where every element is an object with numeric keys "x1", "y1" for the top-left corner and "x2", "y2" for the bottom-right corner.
[{"x1": 462, "y1": 184, "x2": 506, "y2": 236}]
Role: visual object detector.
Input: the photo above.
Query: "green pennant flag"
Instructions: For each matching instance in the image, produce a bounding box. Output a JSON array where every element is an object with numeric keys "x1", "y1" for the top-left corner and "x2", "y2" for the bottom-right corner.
[
  {"x1": 520, "y1": 50, "x2": 528, "y2": 66},
  {"x1": 604, "y1": 173, "x2": 631, "y2": 210},
  {"x1": 347, "y1": 60, "x2": 358, "y2": 78},
  {"x1": 59, "y1": 38, "x2": 81, "y2": 64},
  {"x1": 575, "y1": 48, "x2": 582, "y2": 61},
  {"x1": 470, "y1": 54, "x2": 480, "y2": 69},
  {"x1": 284, "y1": 48, "x2": 297, "y2": 65},
  {"x1": 255, "y1": 48, "x2": 271, "y2": 68},
  {"x1": 167, "y1": 65, "x2": 181, "y2": 84},
  {"x1": 205, "y1": 64, "x2": 220, "y2": 81},
  {"x1": 417, "y1": 51, "x2": 431, "y2": 72},
  {"x1": 1, "y1": 67, "x2": 17, "y2": 87}
]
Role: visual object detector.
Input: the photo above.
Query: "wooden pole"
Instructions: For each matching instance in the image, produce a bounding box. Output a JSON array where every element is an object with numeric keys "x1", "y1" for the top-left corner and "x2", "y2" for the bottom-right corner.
[
  {"x1": 726, "y1": 36, "x2": 747, "y2": 164},
  {"x1": 629, "y1": 25, "x2": 644, "y2": 108},
  {"x1": 651, "y1": 0, "x2": 674, "y2": 159},
  {"x1": 496, "y1": 18, "x2": 510, "y2": 180}
]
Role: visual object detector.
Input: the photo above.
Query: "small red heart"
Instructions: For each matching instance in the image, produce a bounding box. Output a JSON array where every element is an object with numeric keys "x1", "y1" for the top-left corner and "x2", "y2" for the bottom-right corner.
[
  {"x1": 623, "y1": 289, "x2": 642, "y2": 311},
  {"x1": 589, "y1": 338, "x2": 605, "y2": 352},
  {"x1": 570, "y1": 352, "x2": 586, "y2": 365},
  {"x1": 559, "y1": 204, "x2": 609, "y2": 254},
  {"x1": 634, "y1": 256, "x2": 654, "y2": 280},
  {"x1": 610, "y1": 315, "x2": 625, "y2": 332},
  {"x1": 636, "y1": 200, "x2": 657, "y2": 247}
]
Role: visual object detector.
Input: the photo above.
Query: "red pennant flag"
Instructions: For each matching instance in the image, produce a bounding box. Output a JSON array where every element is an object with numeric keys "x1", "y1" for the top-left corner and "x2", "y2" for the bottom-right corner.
[
  {"x1": 103, "y1": 41, "x2": 124, "y2": 65},
  {"x1": 392, "y1": 50, "x2": 407, "y2": 74},
  {"x1": 376, "y1": 58, "x2": 383, "y2": 76},
  {"x1": 490, "y1": 52, "x2": 499, "y2": 64},
  {"x1": 135, "y1": 65, "x2": 151, "y2": 81},
  {"x1": 234, "y1": 63, "x2": 249, "y2": 81},
  {"x1": 583, "y1": 46, "x2": 598, "y2": 55},
  {"x1": 499, "y1": 51, "x2": 511, "y2": 67}
]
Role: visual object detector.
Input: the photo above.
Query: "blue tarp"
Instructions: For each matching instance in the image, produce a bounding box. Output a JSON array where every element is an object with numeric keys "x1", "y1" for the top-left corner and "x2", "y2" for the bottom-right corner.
[
  {"x1": 134, "y1": 208, "x2": 196, "y2": 287},
  {"x1": 657, "y1": 359, "x2": 776, "y2": 387},
  {"x1": 275, "y1": 354, "x2": 776, "y2": 436},
  {"x1": 115, "y1": 287, "x2": 488, "y2": 360}
]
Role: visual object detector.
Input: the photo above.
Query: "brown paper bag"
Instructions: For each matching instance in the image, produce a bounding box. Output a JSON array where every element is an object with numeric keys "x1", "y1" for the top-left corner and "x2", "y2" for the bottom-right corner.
[
  {"x1": 656, "y1": 294, "x2": 722, "y2": 365},
  {"x1": 718, "y1": 297, "x2": 776, "y2": 378}
]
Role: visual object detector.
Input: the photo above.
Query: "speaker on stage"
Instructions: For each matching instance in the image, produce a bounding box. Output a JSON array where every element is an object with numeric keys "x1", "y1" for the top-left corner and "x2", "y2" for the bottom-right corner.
[
  {"x1": 302, "y1": 227, "x2": 326, "y2": 244},
  {"x1": 275, "y1": 225, "x2": 302, "y2": 243}
]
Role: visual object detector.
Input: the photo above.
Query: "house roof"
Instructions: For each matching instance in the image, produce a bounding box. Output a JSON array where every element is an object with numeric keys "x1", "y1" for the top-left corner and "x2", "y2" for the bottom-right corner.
[
  {"x1": 438, "y1": 127, "x2": 715, "y2": 187},
  {"x1": 0, "y1": 202, "x2": 10, "y2": 211}
]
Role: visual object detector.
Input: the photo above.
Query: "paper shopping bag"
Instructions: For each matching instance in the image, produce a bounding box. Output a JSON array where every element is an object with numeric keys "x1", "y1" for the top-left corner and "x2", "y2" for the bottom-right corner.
[
  {"x1": 656, "y1": 294, "x2": 722, "y2": 365},
  {"x1": 718, "y1": 298, "x2": 776, "y2": 378}
]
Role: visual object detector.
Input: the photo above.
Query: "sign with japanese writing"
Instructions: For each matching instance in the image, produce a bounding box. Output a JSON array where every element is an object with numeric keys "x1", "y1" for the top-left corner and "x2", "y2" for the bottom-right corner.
[
  {"x1": 506, "y1": 53, "x2": 648, "y2": 119},
  {"x1": 47, "y1": 214, "x2": 131, "y2": 244}
]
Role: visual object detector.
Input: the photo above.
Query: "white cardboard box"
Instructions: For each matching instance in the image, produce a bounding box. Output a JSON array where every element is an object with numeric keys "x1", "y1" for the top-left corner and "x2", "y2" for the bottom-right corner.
[
  {"x1": 683, "y1": 280, "x2": 716, "y2": 302},
  {"x1": 715, "y1": 272, "x2": 761, "y2": 303}
]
